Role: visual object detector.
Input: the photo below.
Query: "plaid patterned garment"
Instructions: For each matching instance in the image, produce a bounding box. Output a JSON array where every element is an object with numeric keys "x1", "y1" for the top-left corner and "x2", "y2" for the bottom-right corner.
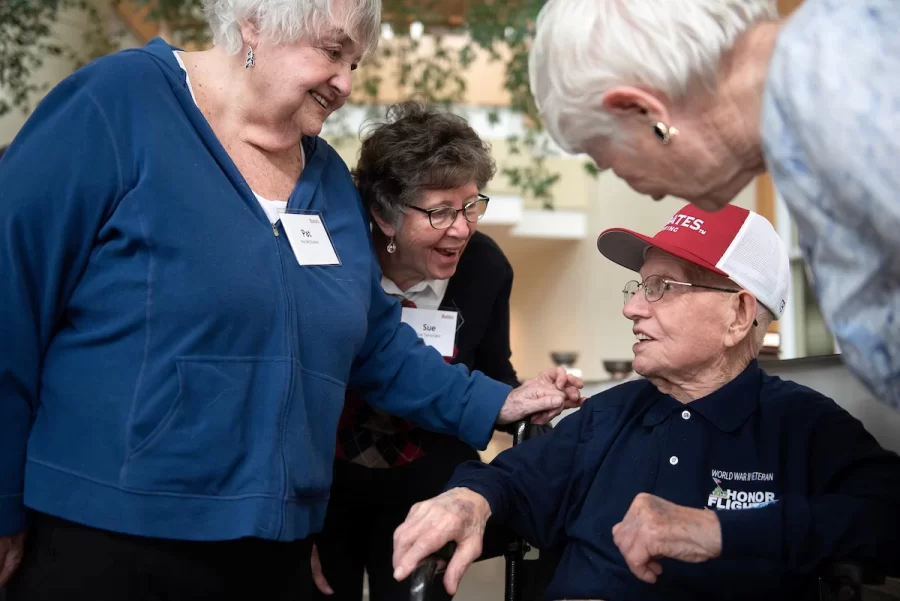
[{"x1": 335, "y1": 298, "x2": 458, "y2": 467}]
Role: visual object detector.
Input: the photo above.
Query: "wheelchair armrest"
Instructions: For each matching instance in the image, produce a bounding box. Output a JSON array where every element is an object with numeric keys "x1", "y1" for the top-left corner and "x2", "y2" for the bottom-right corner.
[
  {"x1": 513, "y1": 419, "x2": 554, "y2": 446},
  {"x1": 410, "y1": 542, "x2": 457, "y2": 601},
  {"x1": 497, "y1": 418, "x2": 554, "y2": 440},
  {"x1": 819, "y1": 561, "x2": 887, "y2": 601},
  {"x1": 822, "y1": 561, "x2": 887, "y2": 586}
]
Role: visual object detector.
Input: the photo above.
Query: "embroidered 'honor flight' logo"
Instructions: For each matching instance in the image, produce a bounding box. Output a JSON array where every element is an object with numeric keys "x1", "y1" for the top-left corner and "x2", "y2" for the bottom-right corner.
[{"x1": 707, "y1": 471, "x2": 777, "y2": 510}]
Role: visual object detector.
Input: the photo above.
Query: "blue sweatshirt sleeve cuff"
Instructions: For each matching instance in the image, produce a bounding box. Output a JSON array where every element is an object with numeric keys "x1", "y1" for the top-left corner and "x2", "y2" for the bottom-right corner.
[
  {"x1": 458, "y1": 375, "x2": 510, "y2": 450},
  {"x1": 0, "y1": 494, "x2": 29, "y2": 537},
  {"x1": 717, "y1": 503, "x2": 782, "y2": 560}
]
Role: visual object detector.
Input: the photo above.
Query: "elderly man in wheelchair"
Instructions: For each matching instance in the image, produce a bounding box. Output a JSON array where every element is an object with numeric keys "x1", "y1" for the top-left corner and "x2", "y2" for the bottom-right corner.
[{"x1": 391, "y1": 204, "x2": 900, "y2": 601}]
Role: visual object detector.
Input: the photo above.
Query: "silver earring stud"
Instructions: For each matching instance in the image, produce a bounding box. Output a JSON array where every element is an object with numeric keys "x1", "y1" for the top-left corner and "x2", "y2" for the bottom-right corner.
[
  {"x1": 652, "y1": 121, "x2": 678, "y2": 145},
  {"x1": 386, "y1": 237, "x2": 396, "y2": 254},
  {"x1": 245, "y1": 46, "x2": 255, "y2": 68}
]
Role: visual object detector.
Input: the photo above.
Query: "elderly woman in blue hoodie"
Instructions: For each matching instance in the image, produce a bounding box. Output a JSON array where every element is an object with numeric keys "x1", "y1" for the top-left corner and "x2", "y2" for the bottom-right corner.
[{"x1": 0, "y1": 0, "x2": 582, "y2": 597}]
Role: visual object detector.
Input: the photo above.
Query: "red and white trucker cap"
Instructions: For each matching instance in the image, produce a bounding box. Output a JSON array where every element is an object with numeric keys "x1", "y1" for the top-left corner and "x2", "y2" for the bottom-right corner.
[{"x1": 596, "y1": 204, "x2": 790, "y2": 319}]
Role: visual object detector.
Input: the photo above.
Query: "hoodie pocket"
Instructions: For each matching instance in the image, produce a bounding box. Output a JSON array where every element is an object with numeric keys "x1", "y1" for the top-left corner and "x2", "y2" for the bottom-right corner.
[
  {"x1": 282, "y1": 366, "x2": 346, "y2": 500},
  {"x1": 122, "y1": 357, "x2": 291, "y2": 496}
]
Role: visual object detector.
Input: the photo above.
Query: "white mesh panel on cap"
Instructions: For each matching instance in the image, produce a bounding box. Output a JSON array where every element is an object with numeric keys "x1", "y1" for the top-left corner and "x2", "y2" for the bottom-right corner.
[{"x1": 716, "y1": 212, "x2": 791, "y2": 319}]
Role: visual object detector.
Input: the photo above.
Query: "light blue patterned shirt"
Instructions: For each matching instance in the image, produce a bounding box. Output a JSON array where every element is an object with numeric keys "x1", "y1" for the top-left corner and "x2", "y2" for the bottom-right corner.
[{"x1": 762, "y1": 0, "x2": 900, "y2": 409}]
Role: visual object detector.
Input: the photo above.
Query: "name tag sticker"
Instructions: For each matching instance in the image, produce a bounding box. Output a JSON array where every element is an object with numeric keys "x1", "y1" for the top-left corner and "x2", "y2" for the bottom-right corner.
[
  {"x1": 400, "y1": 307, "x2": 458, "y2": 357},
  {"x1": 280, "y1": 212, "x2": 341, "y2": 266}
]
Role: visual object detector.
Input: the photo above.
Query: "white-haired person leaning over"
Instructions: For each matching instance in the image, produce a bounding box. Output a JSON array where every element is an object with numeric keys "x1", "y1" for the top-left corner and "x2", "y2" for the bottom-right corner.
[
  {"x1": 528, "y1": 0, "x2": 900, "y2": 411},
  {"x1": 391, "y1": 205, "x2": 900, "y2": 601},
  {"x1": 0, "y1": 0, "x2": 584, "y2": 598}
]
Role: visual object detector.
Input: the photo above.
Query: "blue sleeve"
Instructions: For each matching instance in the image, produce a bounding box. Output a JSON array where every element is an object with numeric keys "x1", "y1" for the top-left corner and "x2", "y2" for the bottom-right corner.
[
  {"x1": 348, "y1": 253, "x2": 511, "y2": 451},
  {"x1": 718, "y1": 403, "x2": 900, "y2": 574},
  {"x1": 0, "y1": 74, "x2": 123, "y2": 536},
  {"x1": 446, "y1": 405, "x2": 590, "y2": 550},
  {"x1": 762, "y1": 0, "x2": 900, "y2": 410}
]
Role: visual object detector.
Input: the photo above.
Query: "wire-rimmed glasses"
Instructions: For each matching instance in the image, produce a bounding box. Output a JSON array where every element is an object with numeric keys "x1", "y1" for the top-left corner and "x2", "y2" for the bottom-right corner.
[{"x1": 622, "y1": 275, "x2": 741, "y2": 305}]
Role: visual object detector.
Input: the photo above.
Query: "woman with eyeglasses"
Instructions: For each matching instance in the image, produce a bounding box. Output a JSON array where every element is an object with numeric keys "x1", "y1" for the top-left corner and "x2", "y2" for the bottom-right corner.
[{"x1": 310, "y1": 101, "x2": 520, "y2": 601}]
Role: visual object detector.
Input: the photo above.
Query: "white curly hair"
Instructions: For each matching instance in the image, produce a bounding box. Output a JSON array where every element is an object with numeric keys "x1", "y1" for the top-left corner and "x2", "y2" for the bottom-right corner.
[{"x1": 203, "y1": 0, "x2": 381, "y2": 57}]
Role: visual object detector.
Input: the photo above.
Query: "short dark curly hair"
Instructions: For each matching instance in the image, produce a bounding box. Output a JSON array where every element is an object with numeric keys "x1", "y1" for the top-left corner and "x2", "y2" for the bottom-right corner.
[{"x1": 353, "y1": 101, "x2": 496, "y2": 227}]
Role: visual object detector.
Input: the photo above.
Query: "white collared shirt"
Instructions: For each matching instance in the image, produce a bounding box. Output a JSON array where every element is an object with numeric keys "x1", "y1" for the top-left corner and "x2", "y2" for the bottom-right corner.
[{"x1": 381, "y1": 277, "x2": 449, "y2": 310}]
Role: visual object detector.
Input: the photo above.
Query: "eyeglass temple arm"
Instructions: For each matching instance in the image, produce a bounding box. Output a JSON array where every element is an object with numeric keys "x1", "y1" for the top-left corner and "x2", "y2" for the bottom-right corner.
[{"x1": 665, "y1": 279, "x2": 740, "y2": 294}]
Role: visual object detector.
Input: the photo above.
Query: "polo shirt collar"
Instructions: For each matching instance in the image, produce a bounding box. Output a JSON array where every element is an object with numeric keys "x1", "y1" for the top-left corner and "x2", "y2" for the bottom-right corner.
[{"x1": 641, "y1": 360, "x2": 762, "y2": 432}]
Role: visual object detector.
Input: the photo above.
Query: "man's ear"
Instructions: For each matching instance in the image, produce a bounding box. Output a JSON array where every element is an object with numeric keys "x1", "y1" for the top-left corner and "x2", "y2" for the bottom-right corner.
[
  {"x1": 724, "y1": 291, "x2": 759, "y2": 348},
  {"x1": 370, "y1": 208, "x2": 396, "y2": 238},
  {"x1": 601, "y1": 86, "x2": 670, "y2": 124}
]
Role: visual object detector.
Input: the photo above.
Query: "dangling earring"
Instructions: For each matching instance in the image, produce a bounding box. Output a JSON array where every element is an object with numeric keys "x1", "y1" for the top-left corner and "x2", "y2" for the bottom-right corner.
[
  {"x1": 386, "y1": 237, "x2": 396, "y2": 254},
  {"x1": 652, "y1": 121, "x2": 679, "y2": 145},
  {"x1": 245, "y1": 45, "x2": 255, "y2": 69}
]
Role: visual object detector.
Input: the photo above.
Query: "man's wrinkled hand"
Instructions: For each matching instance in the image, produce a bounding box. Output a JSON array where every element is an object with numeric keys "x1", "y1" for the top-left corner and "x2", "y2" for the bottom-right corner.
[
  {"x1": 612, "y1": 493, "x2": 721, "y2": 584},
  {"x1": 532, "y1": 366, "x2": 585, "y2": 421},
  {"x1": 498, "y1": 367, "x2": 585, "y2": 425},
  {"x1": 0, "y1": 530, "x2": 26, "y2": 587},
  {"x1": 392, "y1": 488, "x2": 491, "y2": 595}
]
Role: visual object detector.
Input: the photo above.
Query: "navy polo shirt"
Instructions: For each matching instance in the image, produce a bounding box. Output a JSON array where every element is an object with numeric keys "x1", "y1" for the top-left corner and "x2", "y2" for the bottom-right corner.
[{"x1": 450, "y1": 361, "x2": 900, "y2": 601}]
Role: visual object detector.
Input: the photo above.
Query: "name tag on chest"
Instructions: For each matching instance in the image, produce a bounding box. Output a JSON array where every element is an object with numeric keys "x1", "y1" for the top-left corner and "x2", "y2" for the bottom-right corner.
[
  {"x1": 400, "y1": 307, "x2": 458, "y2": 357},
  {"x1": 280, "y1": 213, "x2": 341, "y2": 266}
]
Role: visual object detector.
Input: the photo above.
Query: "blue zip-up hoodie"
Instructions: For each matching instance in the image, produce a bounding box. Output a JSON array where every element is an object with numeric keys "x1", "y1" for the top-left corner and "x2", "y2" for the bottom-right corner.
[{"x1": 0, "y1": 39, "x2": 509, "y2": 541}]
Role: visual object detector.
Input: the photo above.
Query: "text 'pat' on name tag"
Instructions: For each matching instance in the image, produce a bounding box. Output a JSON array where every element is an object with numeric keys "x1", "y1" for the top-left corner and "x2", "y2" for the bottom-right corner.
[{"x1": 280, "y1": 213, "x2": 341, "y2": 266}]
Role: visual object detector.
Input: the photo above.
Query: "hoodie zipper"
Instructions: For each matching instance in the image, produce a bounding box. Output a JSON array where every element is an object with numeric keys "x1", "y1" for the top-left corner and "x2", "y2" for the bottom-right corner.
[{"x1": 270, "y1": 216, "x2": 294, "y2": 540}]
